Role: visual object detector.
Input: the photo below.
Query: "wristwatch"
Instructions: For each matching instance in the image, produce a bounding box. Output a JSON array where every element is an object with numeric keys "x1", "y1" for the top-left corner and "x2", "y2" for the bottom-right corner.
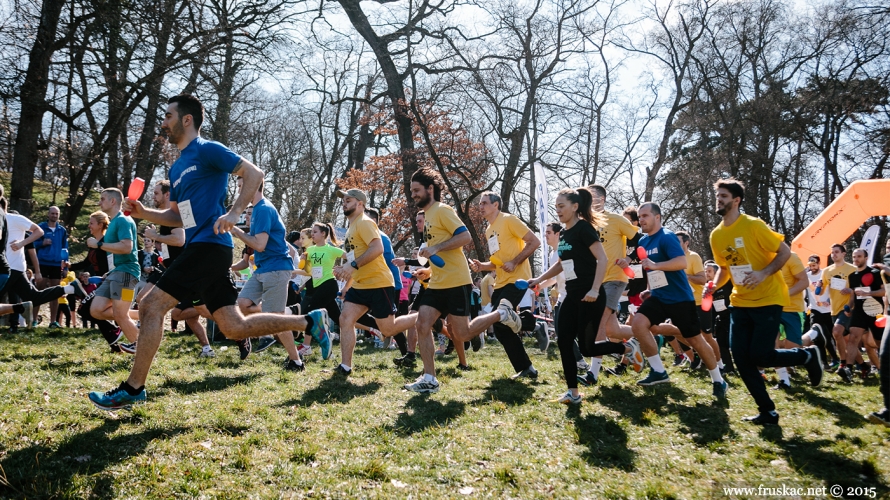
[
  {"x1": 97, "y1": 241, "x2": 104, "y2": 249},
  {"x1": 350, "y1": 261, "x2": 359, "y2": 270}
]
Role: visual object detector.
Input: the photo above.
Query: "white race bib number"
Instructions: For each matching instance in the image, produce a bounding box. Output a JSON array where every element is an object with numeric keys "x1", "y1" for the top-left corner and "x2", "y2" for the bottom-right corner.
[
  {"x1": 487, "y1": 234, "x2": 500, "y2": 254},
  {"x1": 562, "y1": 259, "x2": 578, "y2": 281},
  {"x1": 160, "y1": 243, "x2": 170, "y2": 259},
  {"x1": 178, "y1": 199, "x2": 197, "y2": 229},
  {"x1": 417, "y1": 244, "x2": 428, "y2": 266},
  {"x1": 629, "y1": 264, "x2": 643, "y2": 278},
  {"x1": 346, "y1": 250, "x2": 355, "y2": 263},
  {"x1": 647, "y1": 270, "x2": 668, "y2": 289},
  {"x1": 412, "y1": 280, "x2": 421, "y2": 294},
  {"x1": 107, "y1": 253, "x2": 115, "y2": 272},
  {"x1": 855, "y1": 287, "x2": 870, "y2": 300},
  {"x1": 830, "y1": 277, "x2": 847, "y2": 291},
  {"x1": 311, "y1": 266, "x2": 323, "y2": 280},
  {"x1": 713, "y1": 299, "x2": 727, "y2": 312},
  {"x1": 730, "y1": 265, "x2": 753, "y2": 284}
]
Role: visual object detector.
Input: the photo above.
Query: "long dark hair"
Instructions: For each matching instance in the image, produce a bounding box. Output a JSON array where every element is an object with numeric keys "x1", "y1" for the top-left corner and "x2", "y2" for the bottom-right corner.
[
  {"x1": 312, "y1": 222, "x2": 339, "y2": 245},
  {"x1": 557, "y1": 187, "x2": 607, "y2": 228}
]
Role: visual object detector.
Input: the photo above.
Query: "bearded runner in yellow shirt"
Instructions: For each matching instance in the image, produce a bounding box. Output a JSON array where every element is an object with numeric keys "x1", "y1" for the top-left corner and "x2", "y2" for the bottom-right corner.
[
  {"x1": 821, "y1": 244, "x2": 859, "y2": 370},
  {"x1": 467, "y1": 191, "x2": 542, "y2": 380},
  {"x1": 709, "y1": 178, "x2": 824, "y2": 425},
  {"x1": 333, "y1": 188, "x2": 420, "y2": 376},
  {"x1": 404, "y1": 169, "x2": 527, "y2": 393}
]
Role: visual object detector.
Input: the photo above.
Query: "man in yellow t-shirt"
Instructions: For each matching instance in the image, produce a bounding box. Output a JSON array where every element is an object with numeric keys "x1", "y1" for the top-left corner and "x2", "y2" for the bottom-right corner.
[
  {"x1": 677, "y1": 230, "x2": 722, "y2": 369},
  {"x1": 709, "y1": 178, "x2": 823, "y2": 426},
  {"x1": 773, "y1": 252, "x2": 809, "y2": 389},
  {"x1": 467, "y1": 191, "x2": 542, "y2": 379},
  {"x1": 333, "y1": 188, "x2": 419, "y2": 376},
  {"x1": 820, "y1": 244, "x2": 858, "y2": 366}
]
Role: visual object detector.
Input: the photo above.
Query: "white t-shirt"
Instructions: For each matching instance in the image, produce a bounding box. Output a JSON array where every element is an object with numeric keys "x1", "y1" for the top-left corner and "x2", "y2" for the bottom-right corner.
[
  {"x1": 290, "y1": 251, "x2": 304, "y2": 286},
  {"x1": 550, "y1": 249, "x2": 567, "y2": 303},
  {"x1": 806, "y1": 269, "x2": 831, "y2": 314},
  {"x1": 5, "y1": 213, "x2": 35, "y2": 272}
]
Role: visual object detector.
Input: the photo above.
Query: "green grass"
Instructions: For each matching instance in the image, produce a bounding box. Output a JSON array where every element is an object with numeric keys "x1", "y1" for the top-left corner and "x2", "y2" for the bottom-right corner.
[{"x1": 0, "y1": 330, "x2": 888, "y2": 498}]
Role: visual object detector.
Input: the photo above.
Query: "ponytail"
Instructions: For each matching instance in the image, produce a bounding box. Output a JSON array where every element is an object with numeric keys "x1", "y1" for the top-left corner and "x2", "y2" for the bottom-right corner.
[
  {"x1": 557, "y1": 187, "x2": 607, "y2": 229},
  {"x1": 312, "y1": 222, "x2": 339, "y2": 245}
]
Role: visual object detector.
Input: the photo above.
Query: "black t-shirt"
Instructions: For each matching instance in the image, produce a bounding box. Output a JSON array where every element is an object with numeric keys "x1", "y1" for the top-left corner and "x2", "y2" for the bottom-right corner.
[
  {"x1": 0, "y1": 211, "x2": 10, "y2": 274},
  {"x1": 557, "y1": 219, "x2": 601, "y2": 297},
  {"x1": 69, "y1": 237, "x2": 110, "y2": 276},
  {"x1": 712, "y1": 281, "x2": 734, "y2": 316},
  {"x1": 848, "y1": 266, "x2": 885, "y2": 319},
  {"x1": 159, "y1": 225, "x2": 184, "y2": 263},
  {"x1": 625, "y1": 232, "x2": 647, "y2": 296}
]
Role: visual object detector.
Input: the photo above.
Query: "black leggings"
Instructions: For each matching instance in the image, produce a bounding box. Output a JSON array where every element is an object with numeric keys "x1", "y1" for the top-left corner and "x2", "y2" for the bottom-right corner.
[
  {"x1": 304, "y1": 279, "x2": 341, "y2": 326},
  {"x1": 77, "y1": 294, "x2": 118, "y2": 343},
  {"x1": 57, "y1": 303, "x2": 71, "y2": 328},
  {"x1": 557, "y1": 287, "x2": 623, "y2": 389}
]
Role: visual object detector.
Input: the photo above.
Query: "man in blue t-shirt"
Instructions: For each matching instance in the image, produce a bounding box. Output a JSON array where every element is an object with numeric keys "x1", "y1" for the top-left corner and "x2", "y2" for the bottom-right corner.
[
  {"x1": 231, "y1": 178, "x2": 308, "y2": 368},
  {"x1": 88, "y1": 188, "x2": 141, "y2": 350},
  {"x1": 34, "y1": 206, "x2": 68, "y2": 326},
  {"x1": 630, "y1": 202, "x2": 725, "y2": 397},
  {"x1": 89, "y1": 94, "x2": 331, "y2": 411}
]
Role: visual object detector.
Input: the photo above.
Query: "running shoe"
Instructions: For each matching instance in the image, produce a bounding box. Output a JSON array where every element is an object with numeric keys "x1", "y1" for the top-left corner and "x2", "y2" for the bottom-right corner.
[
  {"x1": 742, "y1": 412, "x2": 779, "y2": 425},
  {"x1": 576, "y1": 359, "x2": 590, "y2": 372},
  {"x1": 307, "y1": 309, "x2": 332, "y2": 360},
  {"x1": 119, "y1": 342, "x2": 137, "y2": 354},
  {"x1": 237, "y1": 339, "x2": 252, "y2": 360},
  {"x1": 444, "y1": 340, "x2": 455, "y2": 355},
  {"x1": 866, "y1": 409, "x2": 890, "y2": 427},
  {"x1": 199, "y1": 347, "x2": 216, "y2": 358},
  {"x1": 604, "y1": 363, "x2": 627, "y2": 376},
  {"x1": 510, "y1": 366, "x2": 539, "y2": 380},
  {"x1": 470, "y1": 334, "x2": 482, "y2": 352},
  {"x1": 21, "y1": 302, "x2": 33, "y2": 327},
  {"x1": 404, "y1": 375, "x2": 440, "y2": 393},
  {"x1": 88, "y1": 382, "x2": 146, "y2": 410},
  {"x1": 576, "y1": 370, "x2": 597, "y2": 386},
  {"x1": 772, "y1": 380, "x2": 791, "y2": 391},
  {"x1": 637, "y1": 369, "x2": 670, "y2": 386},
  {"x1": 48, "y1": 321, "x2": 61, "y2": 329},
  {"x1": 688, "y1": 355, "x2": 703, "y2": 370},
  {"x1": 284, "y1": 358, "x2": 305, "y2": 372},
  {"x1": 802, "y1": 346, "x2": 824, "y2": 386},
  {"x1": 497, "y1": 299, "x2": 521, "y2": 333},
  {"x1": 110, "y1": 327, "x2": 125, "y2": 345},
  {"x1": 627, "y1": 338, "x2": 645, "y2": 373},
  {"x1": 534, "y1": 323, "x2": 550, "y2": 351},
  {"x1": 837, "y1": 365, "x2": 853, "y2": 383},
  {"x1": 297, "y1": 344, "x2": 312, "y2": 357},
  {"x1": 334, "y1": 364, "x2": 351, "y2": 376},
  {"x1": 393, "y1": 353, "x2": 417, "y2": 367},
  {"x1": 457, "y1": 363, "x2": 470, "y2": 371},
  {"x1": 672, "y1": 354, "x2": 685, "y2": 366},
  {"x1": 70, "y1": 278, "x2": 88, "y2": 299},
  {"x1": 712, "y1": 380, "x2": 729, "y2": 399},
  {"x1": 254, "y1": 336, "x2": 277, "y2": 353},
  {"x1": 557, "y1": 391, "x2": 582, "y2": 405},
  {"x1": 109, "y1": 344, "x2": 123, "y2": 354}
]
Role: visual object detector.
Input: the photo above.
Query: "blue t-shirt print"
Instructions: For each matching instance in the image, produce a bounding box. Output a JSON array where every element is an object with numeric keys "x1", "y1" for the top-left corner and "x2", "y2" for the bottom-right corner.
[
  {"x1": 639, "y1": 227, "x2": 694, "y2": 304},
  {"x1": 250, "y1": 198, "x2": 294, "y2": 273},
  {"x1": 169, "y1": 137, "x2": 242, "y2": 247}
]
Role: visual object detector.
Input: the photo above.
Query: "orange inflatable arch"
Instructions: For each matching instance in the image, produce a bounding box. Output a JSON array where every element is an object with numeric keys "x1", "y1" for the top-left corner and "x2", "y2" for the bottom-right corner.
[{"x1": 791, "y1": 179, "x2": 890, "y2": 259}]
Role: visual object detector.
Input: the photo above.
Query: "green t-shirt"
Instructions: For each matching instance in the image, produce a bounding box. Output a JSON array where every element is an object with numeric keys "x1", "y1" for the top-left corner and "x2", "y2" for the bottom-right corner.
[
  {"x1": 305, "y1": 244, "x2": 345, "y2": 287},
  {"x1": 106, "y1": 212, "x2": 140, "y2": 278}
]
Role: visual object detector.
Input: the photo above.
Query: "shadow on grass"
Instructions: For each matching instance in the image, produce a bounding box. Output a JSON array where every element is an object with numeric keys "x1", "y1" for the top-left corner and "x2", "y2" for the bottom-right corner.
[
  {"x1": 798, "y1": 390, "x2": 868, "y2": 429},
  {"x1": 759, "y1": 428, "x2": 889, "y2": 494},
  {"x1": 472, "y1": 378, "x2": 535, "y2": 406},
  {"x1": 157, "y1": 373, "x2": 260, "y2": 396},
  {"x1": 282, "y1": 376, "x2": 382, "y2": 407},
  {"x1": 567, "y1": 409, "x2": 636, "y2": 471},
  {"x1": 0, "y1": 419, "x2": 188, "y2": 499},
  {"x1": 597, "y1": 384, "x2": 690, "y2": 424},
  {"x1": 388, "y1": 394, "x2": 466, "y2": 436},
  {"x1": 675, "y1": 402, "x2": 731, "y2": 445}
]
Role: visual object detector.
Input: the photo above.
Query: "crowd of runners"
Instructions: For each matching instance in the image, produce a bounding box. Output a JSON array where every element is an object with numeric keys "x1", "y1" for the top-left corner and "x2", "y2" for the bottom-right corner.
[{"x1": 2, "y1": 94, "x2": 887, "y2": 429}]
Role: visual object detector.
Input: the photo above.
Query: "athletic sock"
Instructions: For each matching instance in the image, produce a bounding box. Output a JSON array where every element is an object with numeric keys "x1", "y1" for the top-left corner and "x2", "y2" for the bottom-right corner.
[
  {"x1": 648, "y1": 355, "x2": 666, "y2": 373},
  {"x1": 805, "y1": 329, "x2": 819, "y2": 341},
  {"x1": 339, "y1": 364, "x2": 351, "y2": 372},
  {"x1": 293, "y1": 356, "x2": 304, "y2": 365},
  {"x1": 393, "y1": 332, "x2": 408, "y2": 355},
  {"x1": 63, "y1": 285, "x2": 75, "y2": 294},
  {"x1": 201, "y1": 345, "x2": 213, "y2": 353},
  {"x1": 590, "y1": 357, "x2": 603, "y2": 375},
  {"x1": 304, "y1": 315, "x2": 314, "y2": 331},
  {"x1": 717, "y1": 359, "x2": 725, "y2": 369},
  {"x1": 708, "y1": 367, "x2": 724, "y2": 383},
  {"x1": 122, "y1": 381, "x2": 143, "y2": 395},
  {"x1": 777, "y1": 367, "x2": 790, "y2": 383}
]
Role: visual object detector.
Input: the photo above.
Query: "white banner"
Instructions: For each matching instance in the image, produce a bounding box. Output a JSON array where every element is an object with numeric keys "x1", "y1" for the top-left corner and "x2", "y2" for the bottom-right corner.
[
  {"x1": 860, "y1": 224, "x2": 881, "y2": 266},
  {"x1": 534, "y1": 162, "x2": 550, "y2": 271}
]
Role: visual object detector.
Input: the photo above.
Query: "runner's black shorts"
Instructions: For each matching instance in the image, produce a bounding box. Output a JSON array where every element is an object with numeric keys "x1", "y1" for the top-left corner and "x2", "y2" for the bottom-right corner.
[
  {"x1": 638, "y1": 297, "x2": 701, "y2": 338},
  {"x1": 344, "y1": 286, "x2": 398, "y2": 319},
  {"x1": 155, "y1": 243, "x2": 238, "y2": 314},
  {"x1": 418, "y1": 285, "x2": 472, "y2": 317}
]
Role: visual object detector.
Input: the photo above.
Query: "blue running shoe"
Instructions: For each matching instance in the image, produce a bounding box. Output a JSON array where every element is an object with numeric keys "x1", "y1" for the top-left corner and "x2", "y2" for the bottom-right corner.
[
  {"x1": 88, "y1": 382, "x2": 146, "y2": 410},
  {"x1": 637, "y1": 369, "x2": 670, "y2": 386},
  {"x1": 712, "y1": 380, "x2": 729, "y2": 399},
  {"x1": 308, "y1": 309, "x2": 332, "y2": 360}
]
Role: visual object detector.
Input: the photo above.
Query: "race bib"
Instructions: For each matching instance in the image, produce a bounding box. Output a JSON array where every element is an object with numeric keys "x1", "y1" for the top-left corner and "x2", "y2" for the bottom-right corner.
[
  {"x1": 730, "y1": 264, "x2": 753, "y2": 284},
  {"x1": 855, "y1": 287, "x2": 870, "y2": 300},
  {"x1": 346, "y1": 250, "x2": 355, "y2": 263},
  {"x1": 412, "y1": 280, "x2": 421, "y2": 294},
  {"x1": 107, "y1": 253, "x2": 115, "y2": 272},
  {"x1": 562, "y1": 259, "x2": 577, "y2": 281},
  {"x1": 178, "y1": 199, "x2": 197, "y2": 229},
  {"x1": 487, "y1": 234, "x2": 500, "y2": 254},
  {"x1": 830, "y1": 277, "x2": 847, "y2": 291},
  {"x1": 417, "y1": 244, "x2": 428, "y2": 266},
  {"x1": 312, "y1": 266, "x2": 323, "y2": 280},
  {"x1": 713, "y1": 299, "x2": 727, "y2": 312},
  {"x1": 160, "y1": 243, "x2": 170, "y2": 259},
  {"x1": 862, "y1": 297, "x2": 884, "y2": 317},
  {"x1": 629, "y1": 264, "x2": 643, "y2": 278},
  {"x1": 648, "y1": 270, "x2": 668, "y2": 289}
]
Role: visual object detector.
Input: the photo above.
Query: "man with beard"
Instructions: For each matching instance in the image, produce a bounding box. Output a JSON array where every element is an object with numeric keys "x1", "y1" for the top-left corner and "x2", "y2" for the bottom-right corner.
[
  {"x1": 89, "y1": 94, "x2": 329, "y2": 410},
  {"x1": 708, "y1": 178, "x2": 823, "y2": 425}
]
